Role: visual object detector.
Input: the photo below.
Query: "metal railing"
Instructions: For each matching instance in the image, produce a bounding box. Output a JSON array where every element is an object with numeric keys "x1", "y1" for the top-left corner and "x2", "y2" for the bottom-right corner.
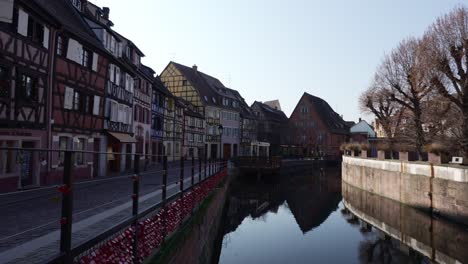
[{"x1": 0, "y1": 147, "x2": 227, "y2": 264}]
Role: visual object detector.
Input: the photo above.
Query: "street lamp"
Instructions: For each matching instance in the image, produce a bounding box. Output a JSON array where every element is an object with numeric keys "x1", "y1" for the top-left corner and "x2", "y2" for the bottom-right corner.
[{"x1": 218, "y1": 124, "x2": 224, "y2": 159}]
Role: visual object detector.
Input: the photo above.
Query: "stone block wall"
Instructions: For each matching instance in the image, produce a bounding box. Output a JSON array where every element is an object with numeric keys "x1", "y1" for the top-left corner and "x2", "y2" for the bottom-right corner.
[{"x1": 342, "y1": 156, "x2": 468, "y2": 226}]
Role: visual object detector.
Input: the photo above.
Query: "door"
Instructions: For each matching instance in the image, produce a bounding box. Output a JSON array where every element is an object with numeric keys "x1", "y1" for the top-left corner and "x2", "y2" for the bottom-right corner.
[
  {"x1": 20, "y1": 141, "x2": 35, "y2": 187},
  {"x1": 223, "y1": 143, "x2": 231, "y2": 159}
]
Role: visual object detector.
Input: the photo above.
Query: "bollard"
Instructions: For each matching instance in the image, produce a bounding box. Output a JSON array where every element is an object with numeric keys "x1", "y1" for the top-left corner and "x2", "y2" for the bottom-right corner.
[
  {"x1": 60, "y1": 151, "x2": 73, "y2": 264},
  {"x1": 132, "y1": 154, "x2": 140, "y2": 264}
]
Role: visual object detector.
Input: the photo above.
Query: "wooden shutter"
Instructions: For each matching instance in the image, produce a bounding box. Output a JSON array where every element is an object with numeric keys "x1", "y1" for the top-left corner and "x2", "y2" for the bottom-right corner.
[
  {"x1": 0, "y1": 0, "x2": 13, "y2": 23},
  {"x1": 93, "y1": 96, "x2": 100, "y2": 115},
  {"x1": 64, "y1": 87, "x2": 74, "y2": 109},
  {"x1": 92, "y1": 53, "x2": 98, "y2": 72},
  {"x1": 43, "y1": 26, "x2": 49, "y2": 48},
  {"x1": 115, "y1": 67, "x2": 120, "y2": 86},
  {"x1": 17, "y1": 8, "x2": 28, "y2": 36}
]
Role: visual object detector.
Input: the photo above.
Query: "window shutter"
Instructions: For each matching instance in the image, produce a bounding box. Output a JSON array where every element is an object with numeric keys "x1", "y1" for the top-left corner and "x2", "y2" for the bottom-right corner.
[
  {"x1": 66, "y1": 38, "x2": 83, "y2": 64},
  {"x1": 118, "y1": 104, "x2": 124, "y2": 123},
  {"x1": 108, "y1": 64, "x2": 114, "y2": 82},
  {"x1": 0, "y1": 0, "x2": 13, "y2": 23},
  {"x1": 93, "y1": 96, "x2": 100, "y2": 115},
  {"x1": 92, "y1": 53, "x2": 98, "y2": 72},
  {"x1": 17, "y1": 8, "x2": 28, "y2": 36},
  {"x1": 43, "y1": 26, "x2": 49, "y2": 48},
  {"x1": 64, "y1": 87, "x2": 74, "y2": 109}
]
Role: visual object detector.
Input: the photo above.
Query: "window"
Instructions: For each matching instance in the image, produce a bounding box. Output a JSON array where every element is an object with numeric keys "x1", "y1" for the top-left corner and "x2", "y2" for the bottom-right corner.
[
  {"x1": 189, "y1": 148, "x2": 194, "y2": 157},
  {"x1": 73, "y1": 91, "x2": 80, "y2": 111},
  {"x1": 82, "y1": 48, "x2": 92, "y2": 69},
  {"x1": 0, "y1": 66, "x2": 9, "y2": 98},
  {"x1": 27, "y1": 16, "x2": 44, "y2": 44},
  {"x1": 182, "y1": 80, "x2": 187, "y2": 86},
  {"x1": 57, "y1": 35, "x2": 67, "y2": 56},
  {"x1": 175, "y1": 143, "x2": 180, "y2": 154},
  {"x1": 18, "y1": 73, "x2": 37, "y2": 102},
  {"x1": 166, "y1": 143, "x2": 172, "y2": 155},
  {"x1": 0, "y1": 141, "x2": 16, "y2": 175},
  {"x1": 58, "y1": 136, "x2": 69, "y2": 165},
  {"x1": 75, "y1": 138, "x2": 85, "y2": 165}
]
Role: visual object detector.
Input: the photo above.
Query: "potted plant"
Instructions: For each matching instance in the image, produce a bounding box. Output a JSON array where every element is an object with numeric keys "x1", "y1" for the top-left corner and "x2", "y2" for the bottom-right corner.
[
  {"x1": 340, "y1": 143, "x2": 349, "y2": 156},
  {"x1": 376, "y1": 141, "x2": 390, "y2": 160},
  {"x1": 424, "y1": 142, "x2": 450, "y2": 165},
  {"x1": 360, "y1": 143, "x2": 370, "y2": 158},
  {"x1": 395, "y1": 143, "x2": 416, "y2": 161},
  {"x1": 349, "y1": 143, "x2": 361, "y2": 157}
]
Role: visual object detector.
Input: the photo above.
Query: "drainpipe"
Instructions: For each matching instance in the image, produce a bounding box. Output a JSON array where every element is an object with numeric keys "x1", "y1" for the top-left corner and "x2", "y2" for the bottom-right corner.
[{"x1": 47, "y1": 27, "x2": 58, "y2": 180}]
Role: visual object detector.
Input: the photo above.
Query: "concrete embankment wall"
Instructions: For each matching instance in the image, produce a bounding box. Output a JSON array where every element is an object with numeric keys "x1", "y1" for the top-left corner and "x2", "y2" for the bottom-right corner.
[
  {"x1": 342, "y1": 156, "x2": 468, "y2": 226},
  {"x1": 149, "y1": 172, "x2": 232, "y2": 264}
]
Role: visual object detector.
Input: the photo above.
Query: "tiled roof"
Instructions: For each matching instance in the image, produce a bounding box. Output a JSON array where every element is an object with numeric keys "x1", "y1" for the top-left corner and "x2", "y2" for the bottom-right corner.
[
  {"x1": 32, "y1": 0, "x2": 106, "y2": 53},
  {"x1": 253, "y1": 101, "x2": 288, "y2": 123},
  {"x1": 170, "y1": 62, "x2": 240, "y2": 110},
  {"x1": 303, "y1": 92, "x2": 350, "y2": 135}
]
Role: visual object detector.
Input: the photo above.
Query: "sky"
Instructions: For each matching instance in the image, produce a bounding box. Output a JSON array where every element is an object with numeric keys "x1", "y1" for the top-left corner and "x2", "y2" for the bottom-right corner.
[{"x1": 90, "y1": 0, "x2": 465, "y2": 122}]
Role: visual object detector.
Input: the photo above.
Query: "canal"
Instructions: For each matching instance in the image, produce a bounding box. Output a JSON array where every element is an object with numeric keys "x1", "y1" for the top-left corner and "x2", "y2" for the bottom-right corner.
[{"x1": 210, "y1": 165, "x2": 468, "y2": 264}]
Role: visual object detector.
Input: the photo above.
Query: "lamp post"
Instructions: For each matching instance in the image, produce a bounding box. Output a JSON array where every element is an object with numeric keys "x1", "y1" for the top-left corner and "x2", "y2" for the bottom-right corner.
[{"x1": 218, "y1": 124, "x2": 224, "y2": 160}]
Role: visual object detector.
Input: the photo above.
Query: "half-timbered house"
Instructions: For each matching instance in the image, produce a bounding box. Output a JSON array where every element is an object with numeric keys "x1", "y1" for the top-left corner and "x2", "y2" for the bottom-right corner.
[
  {"x1": 33, "y1": 0, "x2": 111, "y2": 182},
  {"x1": 0, "y1": 0, "x2": 56, "y2": 191},
  {"x1": 180, "y1": 98, "x2": 205, "y2": 160},
  {"x1": 134, "y1": 64, "x2": 153, "y2": 167},
  {"x1": 80, "y1": 3, "x2": 137, "y2": 174},
  {"x1": 160, "y1": 62, "x2": 243, "y2": 160},
  {"x1": 163, "y1": 95, "x2": 184, "y2": 161},
  {"x1": 151, "y1": 77, "x2": 168, "y2": 163}
]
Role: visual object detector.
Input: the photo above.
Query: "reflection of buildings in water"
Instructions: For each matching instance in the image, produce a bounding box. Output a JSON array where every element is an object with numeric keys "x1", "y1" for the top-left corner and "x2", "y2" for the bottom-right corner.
[
  {"x1": 342, "y1": 182, "x2": 468, "y2": 264},
  {"x1": 223, "y1": 167, "x2": 342, "y2": 235}
]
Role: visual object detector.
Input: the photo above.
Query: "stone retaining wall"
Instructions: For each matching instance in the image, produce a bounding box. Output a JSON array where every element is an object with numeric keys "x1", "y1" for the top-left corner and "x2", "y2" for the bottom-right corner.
[{"x1": 342, "y1": 156, "x2": 468, "y2": 225}]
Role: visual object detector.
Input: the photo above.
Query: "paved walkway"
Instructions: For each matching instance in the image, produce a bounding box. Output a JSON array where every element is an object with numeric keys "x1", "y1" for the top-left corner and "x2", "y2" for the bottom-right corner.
[{"x1": 0, "y1": 161, "x2": 218, "y2": 263}]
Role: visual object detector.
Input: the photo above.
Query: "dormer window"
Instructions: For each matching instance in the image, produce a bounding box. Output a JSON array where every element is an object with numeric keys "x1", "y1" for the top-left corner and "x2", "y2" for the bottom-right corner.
[{"x1": 70, "y1": 0, "x2": 82, "y2": 11}]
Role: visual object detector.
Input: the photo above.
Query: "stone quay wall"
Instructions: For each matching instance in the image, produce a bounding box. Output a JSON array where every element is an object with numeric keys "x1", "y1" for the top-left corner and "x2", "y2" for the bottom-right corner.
[{"x1": 342, "y1": 156, "x2": 468, "y2": 226}]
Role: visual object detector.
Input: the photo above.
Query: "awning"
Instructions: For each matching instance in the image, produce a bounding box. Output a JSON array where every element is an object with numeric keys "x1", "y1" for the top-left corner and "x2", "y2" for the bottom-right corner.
[{"x1": 107, "y1": 132, "x2": 137, "y2": 143}]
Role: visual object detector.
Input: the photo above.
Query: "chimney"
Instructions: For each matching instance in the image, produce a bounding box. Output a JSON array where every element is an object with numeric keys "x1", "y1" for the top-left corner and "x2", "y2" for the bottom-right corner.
[
  {"x1": 359, "y1": 117, "x2": 362, "y2": 122},
  {"x1": 102, "y1": 7, "x2": 110, "y2": 20},
  {"x1": 192, "y1": 64, "x2": 198, "y2": 72}
]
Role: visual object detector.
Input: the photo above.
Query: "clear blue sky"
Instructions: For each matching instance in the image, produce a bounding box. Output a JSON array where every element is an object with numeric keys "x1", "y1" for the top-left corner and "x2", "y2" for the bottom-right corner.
[{"x1": 90, "y1": 0, "x2": 464, "y2": 121}]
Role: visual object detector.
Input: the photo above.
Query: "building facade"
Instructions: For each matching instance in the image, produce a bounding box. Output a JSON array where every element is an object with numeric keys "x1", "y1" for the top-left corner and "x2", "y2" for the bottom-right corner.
[
  {"x1": 251, "y1": 101, "x2": 288, "y2": 156},
  {"x1": 0, "y1": 0, "x2": 55, "y2": 191},
  {"x1": 288, "y1": 92, "x2": 349, "y2": 159},
  {"x1": 163, "y1": 95, "x2": 184, "y2": 161},
  {"x1": 180, "y1": 99, "x2": 205, "y2": 159},
  {"x1": 150, "y1": 77, "x2": 167, "y2": 163},
  {"x1": 160, "y1": 62, "x2": 243, "y2": 159}
]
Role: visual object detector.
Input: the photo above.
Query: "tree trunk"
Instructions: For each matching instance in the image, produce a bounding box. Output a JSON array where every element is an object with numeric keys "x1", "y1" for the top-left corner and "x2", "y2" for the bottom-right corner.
[
  {"x1": 413, "y1": 105, "x2": 425, "y2": 161},
  {"x1": 463, "y1": 100, "x2": 468, "y2": 158}
]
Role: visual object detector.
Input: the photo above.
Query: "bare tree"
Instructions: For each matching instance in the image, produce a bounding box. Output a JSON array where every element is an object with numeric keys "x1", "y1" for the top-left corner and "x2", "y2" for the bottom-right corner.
[
  {"x1": 375, "y1": 38, "x2": 431, "y2": 158},
  {"x1": 359, "y1": 83, "x2": 403, "y2": 156},
  {"x1": 422, "y1": 6, "x2": 468, "y2": 156}
]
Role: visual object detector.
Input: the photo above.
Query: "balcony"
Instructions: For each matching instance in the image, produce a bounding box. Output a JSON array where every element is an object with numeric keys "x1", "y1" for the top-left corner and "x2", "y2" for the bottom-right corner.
[
  {"x1": 152, "y1": 105, "x2": 164, "y2": 115},
  {"x1": 106, "y1": 81, "x2": 133, "y2": 104},
  {"x1": 151, "y1": 130, "x2": 163, "y2": 138}
]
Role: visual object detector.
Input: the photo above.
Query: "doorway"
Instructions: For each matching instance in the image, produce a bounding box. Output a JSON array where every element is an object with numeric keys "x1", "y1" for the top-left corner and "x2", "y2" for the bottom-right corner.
[
  {"x1": 20, "y1": 141, "x2": 35, "y2": 187},
  {"x1": 223, "y1": 143, "x2": 231, "y2": 159}
]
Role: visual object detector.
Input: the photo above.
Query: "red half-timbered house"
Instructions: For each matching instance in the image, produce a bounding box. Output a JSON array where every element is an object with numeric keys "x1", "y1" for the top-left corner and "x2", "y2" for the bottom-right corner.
[
  {"x1": 34, "y1": 0, "x2": 110, "y2": 183},
  {"x1": 0, "y1": 0, "x2": 56, "y2": 191}
]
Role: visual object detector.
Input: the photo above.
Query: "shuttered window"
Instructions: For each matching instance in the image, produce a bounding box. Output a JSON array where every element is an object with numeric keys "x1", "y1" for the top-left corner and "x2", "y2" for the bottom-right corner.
[
  {"x1": 64, "y1": 87, "x2": 74, "y2": 109},
  {"x1": 93, "y1": 96, "x2": 100, "y2": 115}
]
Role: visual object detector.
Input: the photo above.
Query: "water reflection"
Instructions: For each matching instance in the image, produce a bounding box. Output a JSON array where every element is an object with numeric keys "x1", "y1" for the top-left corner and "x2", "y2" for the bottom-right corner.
[
  {"x1": 213, "y1": 167, "x2": 468, "y2": 264},
  {"x1": 342, "y1": 182, "x2": 468, "y2": 264}
]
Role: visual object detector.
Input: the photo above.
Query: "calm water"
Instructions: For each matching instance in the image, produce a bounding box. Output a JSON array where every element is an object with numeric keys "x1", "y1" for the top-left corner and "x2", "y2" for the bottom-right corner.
[{"x1": 212, "y1": 166, "x2": 468, "y2": 264}]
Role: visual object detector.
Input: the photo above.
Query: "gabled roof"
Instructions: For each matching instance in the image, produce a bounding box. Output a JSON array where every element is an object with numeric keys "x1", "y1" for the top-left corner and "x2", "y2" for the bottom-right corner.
[
  {"x1": 32, "y1": 0, "x2": 106, "y2": 53},
  {"x1": 139, "y1": 64, "x2": 155, "y2": 81},
  {"x1": 301, "y1": 92, "x2": 350, "y2": 135},
  {"x1": 168, "y1": 62, "x2": 240, "y2": 110},
  {"x1": 252, "y1": 101, "x2": 288, "y2": 123}
]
